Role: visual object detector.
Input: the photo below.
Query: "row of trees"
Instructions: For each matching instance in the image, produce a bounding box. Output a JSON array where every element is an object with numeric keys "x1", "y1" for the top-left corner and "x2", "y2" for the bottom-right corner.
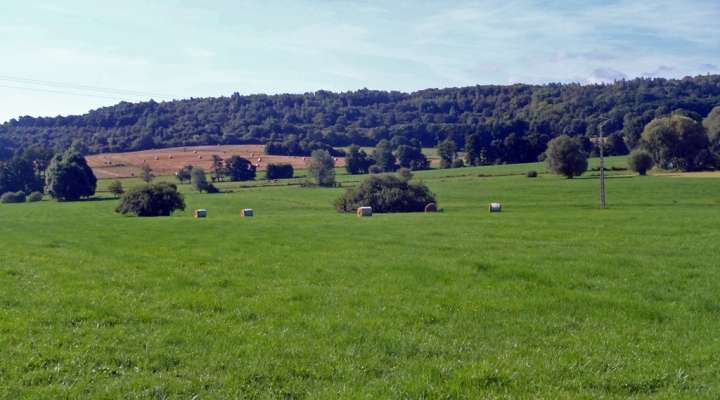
[
  {"x1": 344, "y1": 140, "x2": 430, "y2": 175},
  {"x1": 3, "y1": 75, "x2": 719, "y2": 163}
]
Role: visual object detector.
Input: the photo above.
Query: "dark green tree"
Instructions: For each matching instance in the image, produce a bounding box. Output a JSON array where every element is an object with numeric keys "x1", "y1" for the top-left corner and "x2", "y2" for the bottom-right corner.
[
  {"x1": 211, "y1": 155, "x2": 226, "y2": 182},
  {"x1": 396, "y1": 145, "x2": 430, "y2": 170},
  {"x1": 116, "y1": 182, "x2": 185, "y2": 217},
  {"x1": 544, "y1": 135, "x2": 588, "y2": 178},
  {"x1": 225, "y1": 156, "x2": 256, "y2": 181},
  {"x1": 44, "y1": 151, "x2": 97, "y2": 201},
  {"x1": 465, "y1": 134, "x2": 482, "y2": 166},
  {"x1": 335, "y1": 174, "x2": 436, "y2": 213},
  {"x1": 307, "y1": 149, "x2": 336, "y2": 187},
  {"x1": 191, "y1": 167, "x2": 217, "y2": 192},
  {"x1": 345, "y1": 145, "x2": 372, "y2": 174},
  {"x1": 266, "y1": 163, "x2": 294, "y2": 179}
]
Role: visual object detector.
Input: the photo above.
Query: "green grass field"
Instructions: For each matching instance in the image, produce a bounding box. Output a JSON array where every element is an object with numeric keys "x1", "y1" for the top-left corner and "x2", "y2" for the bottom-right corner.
[{"x1": 2, "y1": 158, "x2": 720, "y2": 398}]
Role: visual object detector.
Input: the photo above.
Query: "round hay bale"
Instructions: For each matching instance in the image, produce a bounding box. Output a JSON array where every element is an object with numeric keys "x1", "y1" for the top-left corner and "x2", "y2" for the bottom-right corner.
[
  {"x1": 489, "y1": 202, "x2": 502, "y2": 213},
  {"x1": 424, "y1": 202, "x2": 438, "y2": 212},
  {"x1": 357, "y1": 206, "x2": 372, "y2": 217},
  {"x1": 241, "y1": 208, "x2": 254, "y2": 217}
]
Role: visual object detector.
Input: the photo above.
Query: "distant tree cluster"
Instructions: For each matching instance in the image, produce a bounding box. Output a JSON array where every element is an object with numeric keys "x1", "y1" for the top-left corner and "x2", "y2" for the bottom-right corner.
[
  {"x1": 335, "y1": 172, "x2": 436, "y2": 213},
  {"x1": 265, "y1": 163, "x2": 294, "y2": 180},
  {"x1": 2, "y1": 75, "x2": 719, "y2": 166},
  {"x1": 344, "y1": 140, "x2": 429, "y2": 175}
]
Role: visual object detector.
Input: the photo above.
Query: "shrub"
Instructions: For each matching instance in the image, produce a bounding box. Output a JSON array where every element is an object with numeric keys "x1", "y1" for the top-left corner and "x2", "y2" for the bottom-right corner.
[
  {"x1": 176, "y1": 165, "x2": 194, "y2": 184},
  {"x1": 527, "y1": 170, "x2": 538, "y2": 178},
  {"x1": 369, "y1": 165, "x2": 383, "y2": 174},
  {"x1": 628, "y1": 149, "x2": 655, "y2": 176},
  {"x1": 451, "y1": 159, "x2": 465, "y2": 168},
  {"x1": 345, "y1": 145, "x2": 372, "y2": 175},
  {"x1": 335, "y1": 174, "x2": 436, "y2": 213},
  {"x1": 266, "y1": 163, "x2": 294, "y2": 180},
  {"x1": 544, "y1": 135, "x2": 588, "y2": 178},
  {"x1": 27, "y1": 192, "x2": 43, "y2": 202},
  {"x1": 116, "y1": 182, "x2": 185, "y2": 217},
  {"x1": 1, "y1": 191, "x2": 26, "y2": 203}
]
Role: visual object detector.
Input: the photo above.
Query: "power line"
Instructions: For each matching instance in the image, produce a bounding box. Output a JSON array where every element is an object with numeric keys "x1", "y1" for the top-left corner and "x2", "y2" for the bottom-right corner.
[{"x1": 0, "y1": 75, "x2": 178, "y2": 99}]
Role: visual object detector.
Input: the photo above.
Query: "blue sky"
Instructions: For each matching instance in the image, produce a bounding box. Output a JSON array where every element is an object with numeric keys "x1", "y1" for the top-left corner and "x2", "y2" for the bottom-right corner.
[{"x1": 1, "y1": 0, "x2": 719, "y2": 122}]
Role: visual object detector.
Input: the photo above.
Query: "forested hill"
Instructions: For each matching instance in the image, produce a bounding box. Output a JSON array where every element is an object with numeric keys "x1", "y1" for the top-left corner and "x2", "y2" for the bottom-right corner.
[{"x1": 1, "y1": 75, "x2": 720, "y2": 162}]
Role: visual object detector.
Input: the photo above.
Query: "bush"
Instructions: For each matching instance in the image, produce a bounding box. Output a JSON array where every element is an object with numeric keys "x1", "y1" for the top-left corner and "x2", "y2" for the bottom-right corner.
[
  {"x1": 335, "y1": 174, "x2": 436, "y2": 213},
  {"x1": 527, "y1": 170, "x2": 538, "y2": 178},
  {"x1": 544, "y1": 135, "x2": 588, "y2": 178},
  {"x1": 451, "y1": 159, "x2": 465, "y2": 168},
  {"x1": 628, "y1": 149, "x2": 655, "y2": 176},
  {"x1": 225, "y1": 156, "x2": 256, "y2": 181},
  {"x1": 369, "y1": 165, "x2": 383, "y2": 174},
  {"x1": 1, "y1": 191, "x2": 26, "y2": 203},
  {"x1": 266, "y1": 163, "x2": 294, "y2": 180},
  {"x1": 116, "y1": 182, "x2": 185, "y2": 217},
  {"x1": 27, "y1": 192, "x2": 43, "y2": 202}
]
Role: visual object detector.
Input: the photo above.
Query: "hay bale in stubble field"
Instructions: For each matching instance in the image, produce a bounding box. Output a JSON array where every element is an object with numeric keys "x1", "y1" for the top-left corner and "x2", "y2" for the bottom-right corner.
[{"x1": 489, "y1": 203, "x2": 502, "y2": 213}]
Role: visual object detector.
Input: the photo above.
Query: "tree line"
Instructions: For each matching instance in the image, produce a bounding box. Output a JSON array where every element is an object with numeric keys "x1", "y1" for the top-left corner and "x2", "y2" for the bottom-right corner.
[{"x1": 1, "y1": 75, "x2": 719, "y2": 163}]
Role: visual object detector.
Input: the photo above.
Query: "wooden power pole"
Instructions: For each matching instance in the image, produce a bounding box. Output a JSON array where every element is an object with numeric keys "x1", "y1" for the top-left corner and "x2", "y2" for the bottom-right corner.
[{"x1": 598, "y1": 121, "x2": 606, "y2": 209}]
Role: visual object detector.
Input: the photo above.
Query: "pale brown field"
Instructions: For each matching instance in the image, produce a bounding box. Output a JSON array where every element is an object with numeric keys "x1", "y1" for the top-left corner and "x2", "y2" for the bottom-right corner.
[{"x1": 86, "y1": 145, "x2": 345, "y2": 179}]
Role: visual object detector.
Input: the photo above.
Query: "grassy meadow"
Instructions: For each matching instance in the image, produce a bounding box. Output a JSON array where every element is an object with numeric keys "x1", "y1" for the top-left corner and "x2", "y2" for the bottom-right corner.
[{"x1": 1, "y1": 158, "x2": 720, "y2": 398}]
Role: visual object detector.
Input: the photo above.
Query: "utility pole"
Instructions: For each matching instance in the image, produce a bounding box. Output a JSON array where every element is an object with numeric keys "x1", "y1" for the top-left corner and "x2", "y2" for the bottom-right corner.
[{"x1": 598, "y1": 120, "x2": 607, "y2": 209}]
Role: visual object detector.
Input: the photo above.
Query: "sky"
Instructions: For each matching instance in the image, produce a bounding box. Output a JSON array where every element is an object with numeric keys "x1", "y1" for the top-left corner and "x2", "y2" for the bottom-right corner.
[{"x1": 1, "y1": 0, "x2": 719, "y2": 122}]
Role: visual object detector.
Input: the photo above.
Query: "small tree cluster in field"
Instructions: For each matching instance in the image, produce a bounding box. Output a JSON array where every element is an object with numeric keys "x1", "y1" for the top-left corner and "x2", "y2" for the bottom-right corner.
[
  {"x1": 266, "y1": 163, "x2": 294, "y2": 180},
  {"x1": 191, "y1": 167, "x2": 219, "y2": 193},
  {"x1": 335, "y1": 173, "x2": 436, "y2": 213},
  {"x1": 451, "y1": 159, "x2": 465, "y2": 168},
  {"x1": 307, "y1": 150, "x2": 336, "y2": 187},
  {"x1": 527, "y1": 170, "x2": 538, "y2": 178},
  {"x1": 44, "y1": 150, "x2": 97, "y2": 201},
  {"x1": 628, "y1": 149, "x2": 654, "y2": 176},
  {"x1": 345, "y1": 145, "x2": 372, "y2": 174},
  {"x1": 1, "y1": 191, "x2": 26, "y2": 203},
  {"x1": 116, "y1": 182, "x2": 186, "y2": 217},
  {"x1": 544, "y1": 135, "x2": 588, "y2": 178},
  {"x1": 27, "y1": 192, "x2": 43, "y2": 202},
  {"x1": 225, "y1": 155, "x2": 256, "y2": 181}
]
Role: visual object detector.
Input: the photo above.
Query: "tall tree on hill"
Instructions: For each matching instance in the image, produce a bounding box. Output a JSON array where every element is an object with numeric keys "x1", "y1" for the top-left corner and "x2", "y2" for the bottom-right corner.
[{"x1": 44, "y1": 151, "x2": 97, "y2": 201}]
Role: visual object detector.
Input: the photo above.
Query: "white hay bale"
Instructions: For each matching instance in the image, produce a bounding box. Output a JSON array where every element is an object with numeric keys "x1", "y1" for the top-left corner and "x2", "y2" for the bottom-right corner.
[
  {"x1": 241, "y1": 208, "x2": 254, "y2": 217},
  {"x1": 489, "y1": 202, "x2": 502, "y2": 213},
  {"x1": 194, "y1": 209, "x2": 207, "y2": 218},
  {"x1": 357, "y1": 206, "x2": 372, "y2": 217}
]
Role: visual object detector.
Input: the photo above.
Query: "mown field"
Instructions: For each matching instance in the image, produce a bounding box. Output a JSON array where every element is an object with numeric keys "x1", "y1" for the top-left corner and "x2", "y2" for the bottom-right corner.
[{"x1": 1, "y1": 158, "x2": 720, "y2": 399}]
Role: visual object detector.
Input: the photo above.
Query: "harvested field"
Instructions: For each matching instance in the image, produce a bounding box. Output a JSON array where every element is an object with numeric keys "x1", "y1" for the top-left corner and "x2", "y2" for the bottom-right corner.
[{"x1": 86, "y1": 145, "x2": 345, "y2": 179}]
